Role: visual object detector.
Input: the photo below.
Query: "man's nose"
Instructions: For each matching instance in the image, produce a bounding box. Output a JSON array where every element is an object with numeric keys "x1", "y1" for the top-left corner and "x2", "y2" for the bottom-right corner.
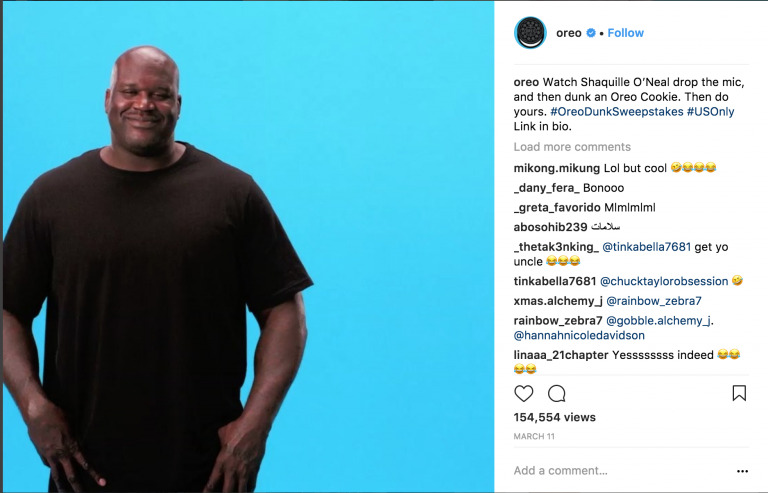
[{"x1": 134, "y1": 92, "x2": 155, "y2": 110}]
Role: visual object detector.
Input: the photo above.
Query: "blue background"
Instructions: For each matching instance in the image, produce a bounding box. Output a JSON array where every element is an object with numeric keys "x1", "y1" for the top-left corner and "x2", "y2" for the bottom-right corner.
[{"x1": 2, "y1": 2, "x2": 493, "y2": 491}]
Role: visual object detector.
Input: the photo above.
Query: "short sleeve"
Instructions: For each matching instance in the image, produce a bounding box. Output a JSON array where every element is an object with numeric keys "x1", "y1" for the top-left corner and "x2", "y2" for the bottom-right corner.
[
  {"x1": 238, "y1": 180, "x2": 313, "y2": 314},
  {"x1": 3, "y1": 183, "x2": 53, "y2": 323}
]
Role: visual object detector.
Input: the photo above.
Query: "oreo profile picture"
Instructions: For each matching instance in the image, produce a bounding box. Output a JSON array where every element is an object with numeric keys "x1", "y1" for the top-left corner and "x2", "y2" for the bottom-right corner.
[{"x1": 515, "y1": 17, "x2": 547, "y2": 49}]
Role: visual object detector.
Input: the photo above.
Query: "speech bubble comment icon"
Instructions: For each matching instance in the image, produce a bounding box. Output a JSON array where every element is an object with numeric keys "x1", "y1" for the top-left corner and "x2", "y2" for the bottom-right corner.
[{"x1": 548, "y1": 384, "x2": 566, "y2": 402}]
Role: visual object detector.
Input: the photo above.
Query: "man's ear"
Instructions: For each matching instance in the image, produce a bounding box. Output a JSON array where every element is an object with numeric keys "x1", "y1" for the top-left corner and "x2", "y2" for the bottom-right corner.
[
  {"x1": 104, "y1": 89, "x2": 111, "y2": 113},
  {"x1": 178, "y1": 94, "x2": 182, "y2": 118}
]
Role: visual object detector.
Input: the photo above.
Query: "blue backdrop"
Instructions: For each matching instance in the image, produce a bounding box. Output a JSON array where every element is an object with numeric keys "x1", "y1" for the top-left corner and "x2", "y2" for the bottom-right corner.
[{"x1": 2, "y1": 2, "x2": 494, "y2": 491}]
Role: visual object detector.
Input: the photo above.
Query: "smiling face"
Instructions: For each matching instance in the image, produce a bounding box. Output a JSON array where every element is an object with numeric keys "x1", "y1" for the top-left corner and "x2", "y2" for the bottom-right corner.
[
  {"x1": 671, "y1": 162, "x2": 681, "y2": 172},
  {"x1": 718, "y1": 349, "x2": 728, "y2": 359},
  {"x1": 558, "y1": 255, "x2": 568, "y2": 266},
  {"x1": 729, "y1": 349, "x2": 740, "y2": 359},
  {"x1": 546, "y1": 255, "x2": 557, "y2": 266},
  {"x1": 706, "y1": 162, "x2": 716, "y2": 172},
  {"x1": 732, "y1": 275, "x2": 743, "y2": 285},
  {"x1": 514, "y1": 364, "x2": 525, "y2": 374},
  {"x1": 694, "y1": 162, "x2": 704, "y2": 172},
  {"x1": 105, "y1": 48, "x2": 181, "y2": 157},
  {"x1": 570, "y1": 255, "x2": 580, "y2": 266},
  {"x1": 526, "y1": 364, "x2": 536, "y2": 374},
  {"x1": 683, "y1": 162, "x2": 693, "y2": 172}
]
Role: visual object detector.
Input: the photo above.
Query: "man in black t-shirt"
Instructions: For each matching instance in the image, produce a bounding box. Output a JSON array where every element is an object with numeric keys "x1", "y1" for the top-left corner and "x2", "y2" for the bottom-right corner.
[{"x1": 3, "y1": 46, "x2": 313, "y2": 493}]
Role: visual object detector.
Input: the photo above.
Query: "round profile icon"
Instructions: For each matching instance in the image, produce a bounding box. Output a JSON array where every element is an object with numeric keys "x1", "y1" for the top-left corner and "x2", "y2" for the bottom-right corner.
[{"x1": 515, "y1": 17, "x2": 546, "y2": 49}]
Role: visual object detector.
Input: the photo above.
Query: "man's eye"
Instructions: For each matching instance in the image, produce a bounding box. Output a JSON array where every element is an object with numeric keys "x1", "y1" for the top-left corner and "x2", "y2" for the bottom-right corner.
[
  {"x1": 121, "y1": 90, "x2": 137, "y2": 95},
  {"x1": 154, "y1": 93, "x2": 170, "y2": 99}
]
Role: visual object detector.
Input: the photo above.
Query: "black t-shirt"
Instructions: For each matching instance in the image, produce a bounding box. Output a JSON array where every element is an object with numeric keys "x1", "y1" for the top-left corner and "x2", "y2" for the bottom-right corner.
[{"x1": 3, "y1": 143, "x2": 313, "y2": 492}]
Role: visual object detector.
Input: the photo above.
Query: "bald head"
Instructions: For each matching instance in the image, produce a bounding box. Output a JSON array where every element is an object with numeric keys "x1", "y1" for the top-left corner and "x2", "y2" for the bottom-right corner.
[{"x1": 110, "y1": 46, "x2": 179, "y2": 92}]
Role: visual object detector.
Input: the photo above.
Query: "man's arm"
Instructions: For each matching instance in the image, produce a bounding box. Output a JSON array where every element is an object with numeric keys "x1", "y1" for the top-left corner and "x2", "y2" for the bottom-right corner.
[
  {"x1": 204, "y1": 292, "x2": 308, "y2": 493},
  {"x1": 3, "y1": 309, "x2": 48, "y2": 424},
  {"x1": 3, "y1": 309, "x2": 107, "y2": 491}
]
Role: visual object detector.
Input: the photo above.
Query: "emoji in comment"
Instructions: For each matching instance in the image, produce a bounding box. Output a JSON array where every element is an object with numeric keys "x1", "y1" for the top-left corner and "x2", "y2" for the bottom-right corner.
[{"x1": 546, "y1": 255, "x2": 557, "y2": 266}]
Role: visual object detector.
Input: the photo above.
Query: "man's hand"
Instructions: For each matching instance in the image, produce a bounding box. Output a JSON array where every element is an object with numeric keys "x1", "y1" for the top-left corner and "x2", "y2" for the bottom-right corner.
[
  {"x1": 203, "y1": 294, "x2": 307, "y2": 492},
  {"x1": 4, "y1": 310, "x2": 106, "y2": 492},
  {"x1": 203, "y1": 418, "x2": 267, "y2": 493},
  {"x1": 27, "y1": 399, "x2": 106, "y2": 492}
]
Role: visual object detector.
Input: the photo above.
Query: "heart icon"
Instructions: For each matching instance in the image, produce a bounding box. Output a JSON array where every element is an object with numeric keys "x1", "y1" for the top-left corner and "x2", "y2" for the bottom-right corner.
[{"x1": 515, "y1": 385, "x2": 533, "y2": 402}]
